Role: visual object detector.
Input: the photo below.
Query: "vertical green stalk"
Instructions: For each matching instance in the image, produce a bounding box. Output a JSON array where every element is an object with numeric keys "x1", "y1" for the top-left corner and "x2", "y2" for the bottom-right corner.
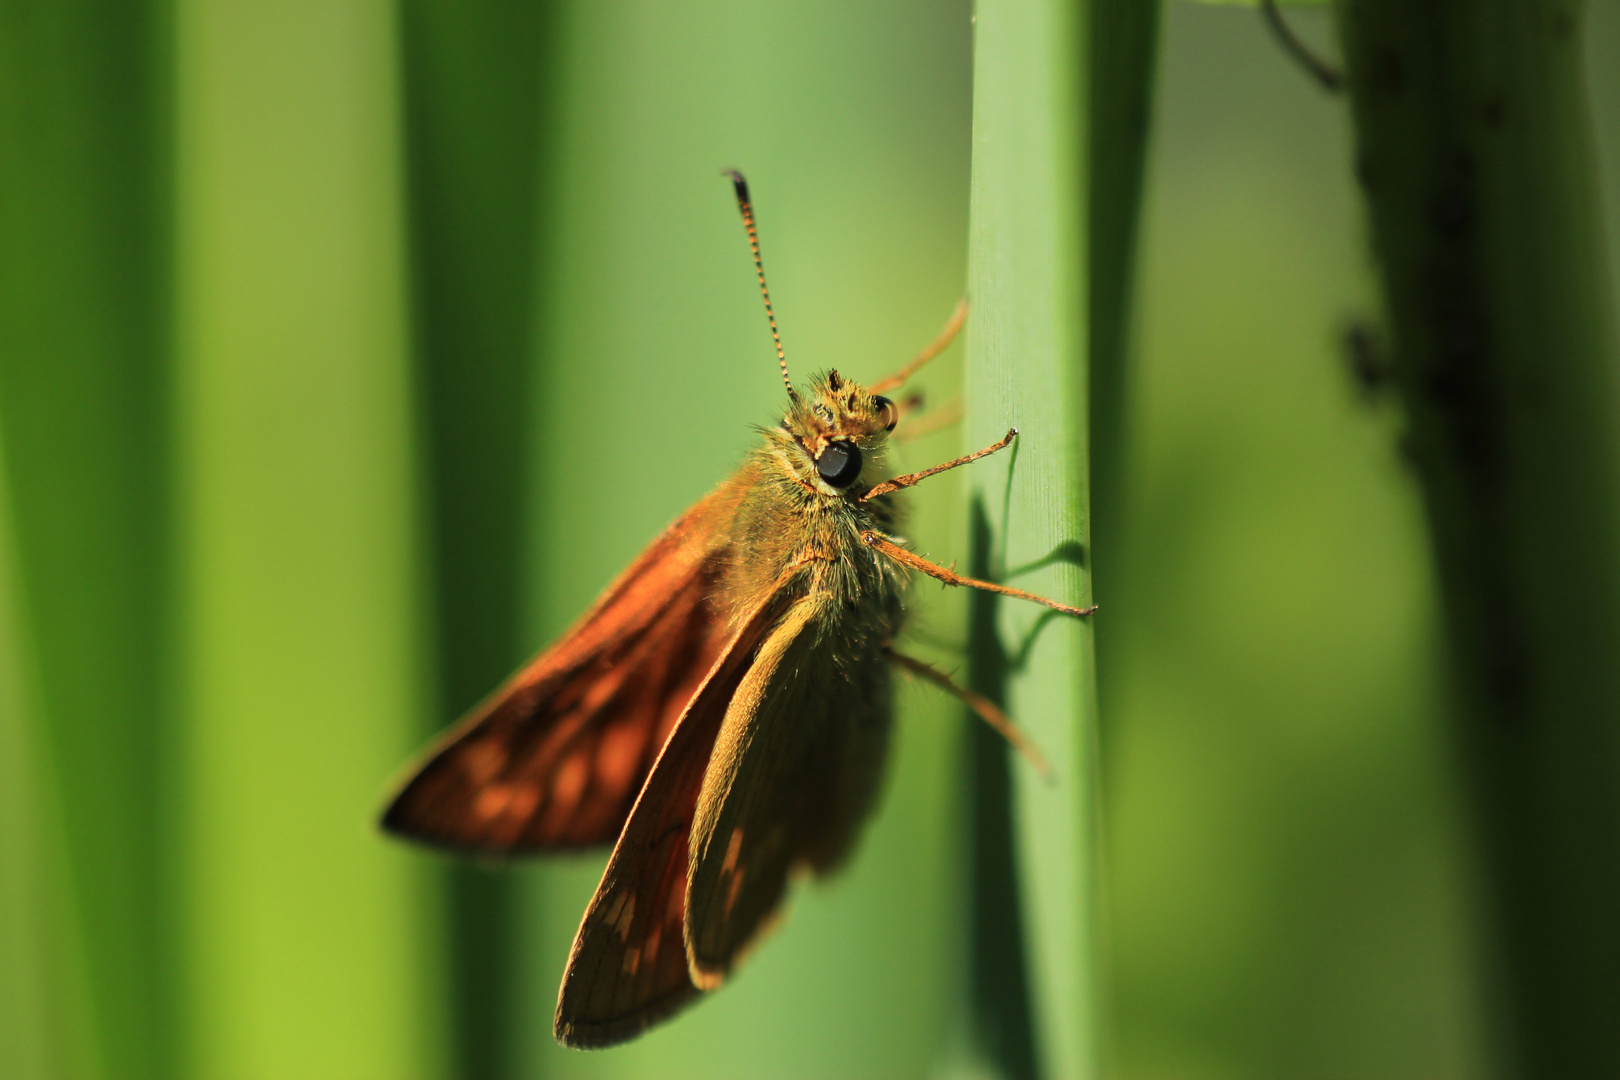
[
  {"x1": 0, "y1": 424, "x2": 103, "y2": 1080},
  {"x1": 0, "y1": 2, "x2": 174, "y2": 1076},
  {"x1": 395, "y1": 4, "x2": 555, "y2": 1078},
  {"x1": 1334, "y1": 1, "x2": 1620, "y2": 1073},
  {"x1": 174, "y1": 1, "x2": 443, "y2": 1075},
  {"x1": 967, "y1": 1, "x2": 1100, "y2": 1077}
]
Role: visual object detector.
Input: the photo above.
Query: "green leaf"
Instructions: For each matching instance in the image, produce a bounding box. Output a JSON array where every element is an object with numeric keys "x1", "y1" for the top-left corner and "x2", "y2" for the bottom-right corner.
[
  {"x1": 0, "y1": 2, "x2": 174, "y2": 1074},
  {"x1": 171, "y1": 1, "x2": 446, "y2": 1074},
  {"x1": 0, "y1": 430, "x2": 102, "y2": 1080}
]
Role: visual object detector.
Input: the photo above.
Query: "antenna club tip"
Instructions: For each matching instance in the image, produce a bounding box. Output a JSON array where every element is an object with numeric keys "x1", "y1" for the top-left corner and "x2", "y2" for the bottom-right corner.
[{"x1": 722, "y1": 169, "x2": 750, "y2": 202}]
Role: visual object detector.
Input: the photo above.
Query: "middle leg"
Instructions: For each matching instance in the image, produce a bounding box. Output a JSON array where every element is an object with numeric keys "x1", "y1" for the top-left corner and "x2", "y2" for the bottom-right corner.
[{"x1": 862, "y1": 530, "x2": 1098, "y2": 618}]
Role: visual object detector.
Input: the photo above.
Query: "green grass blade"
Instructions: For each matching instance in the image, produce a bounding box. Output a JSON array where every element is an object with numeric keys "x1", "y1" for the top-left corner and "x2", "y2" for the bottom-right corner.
[
  {"x1": 1335, "y1": 0, "x2": 1620, "y2": 1072},
  {"x1": 0, "y1": 425, "x2": 102, "y2": 1080},
  {"x1": 395, "y1": 4, "x2": 557, "y2": 1077},
  {"x1": 966, "y1": 1, "x2": 1101, "y2": 1077},
  {"x1": 172, "y1": 1, "x2": 445, "y2": 1075},
  {"x1": 0, "y1": 3, "x2": 175, "y2": 1075}
]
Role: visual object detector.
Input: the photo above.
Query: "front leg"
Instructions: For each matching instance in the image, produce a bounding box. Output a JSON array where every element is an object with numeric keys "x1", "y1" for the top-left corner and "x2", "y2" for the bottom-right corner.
[
  {"x1": 860, "y1": 530, "x2": 1098, "y2": 618},
  {"x1": 861, "y1": 428, "x2": 1017, "y2": 502}
]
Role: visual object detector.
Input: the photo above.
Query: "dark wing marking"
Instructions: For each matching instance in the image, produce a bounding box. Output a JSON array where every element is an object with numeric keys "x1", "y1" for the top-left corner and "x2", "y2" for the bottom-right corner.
[{"x1": 382, "y1": 488, "x2": 735, "y2": 853}]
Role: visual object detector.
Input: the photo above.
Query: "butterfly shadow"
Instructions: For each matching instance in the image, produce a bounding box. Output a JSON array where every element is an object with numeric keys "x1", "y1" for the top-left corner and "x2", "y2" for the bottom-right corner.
[
  {"x1": 964, "y1": 494, "x2": 1038, "y2": 1080},
  {"x1": 960, "y1": 428, "x2": 1090, "y2": 1077}
]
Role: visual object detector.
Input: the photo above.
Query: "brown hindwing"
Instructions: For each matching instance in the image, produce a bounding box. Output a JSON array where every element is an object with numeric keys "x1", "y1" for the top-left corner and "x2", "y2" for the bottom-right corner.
[
  {"x1": 683, "y1": 595, "x2": 894, "y2": 988},
  {"x1": 553, "y1": 584, "x2": 790, "y2": 1049}
]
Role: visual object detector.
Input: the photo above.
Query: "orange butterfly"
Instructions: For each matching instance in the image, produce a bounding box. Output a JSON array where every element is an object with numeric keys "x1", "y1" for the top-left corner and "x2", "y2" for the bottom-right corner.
[{"x1": 382, "y1": 172, "x2": 1094, "y2": 1049}]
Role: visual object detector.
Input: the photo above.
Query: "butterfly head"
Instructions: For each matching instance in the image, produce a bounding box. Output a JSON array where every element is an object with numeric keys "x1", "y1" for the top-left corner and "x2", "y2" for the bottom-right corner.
[{"x1": 775, "y1": 369, "x2": 897, "y2": 495}]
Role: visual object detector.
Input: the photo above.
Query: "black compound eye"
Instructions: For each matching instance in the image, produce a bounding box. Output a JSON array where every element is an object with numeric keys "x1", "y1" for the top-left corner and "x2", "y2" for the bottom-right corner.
[
  {"x1": 874, "y1": 395, "x2": 898, "y2": 432},
  {"x1": 816, "y1": 441, "x2": 863, "y2": 488}
]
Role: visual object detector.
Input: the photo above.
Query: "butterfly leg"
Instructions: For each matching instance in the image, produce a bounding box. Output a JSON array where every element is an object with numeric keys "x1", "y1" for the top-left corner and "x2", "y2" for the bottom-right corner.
[
  {"x1": 862, "y1": 428, "x2": 1016, "y2": 502},
  {"x1": 885, "y1": 648, "x2": 1053, "y2": 780},
  {"x1": 869, "y1": 298, "x2": 968, "y2": 393},
  {"x1": 860, "y1": 530, "x2": 1098, "y2": 618}
]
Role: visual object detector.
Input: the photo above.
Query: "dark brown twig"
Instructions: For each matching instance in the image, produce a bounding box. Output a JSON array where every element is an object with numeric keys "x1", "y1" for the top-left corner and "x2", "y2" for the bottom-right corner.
[{"x1": 1261, "y1": 0, "x2": 1342, "y2": 93}]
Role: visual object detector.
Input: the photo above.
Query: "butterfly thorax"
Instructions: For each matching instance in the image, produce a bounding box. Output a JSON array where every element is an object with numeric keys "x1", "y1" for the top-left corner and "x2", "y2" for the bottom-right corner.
[{"x1": 716, "y1": 370, "x2": 907, "y2": 649}]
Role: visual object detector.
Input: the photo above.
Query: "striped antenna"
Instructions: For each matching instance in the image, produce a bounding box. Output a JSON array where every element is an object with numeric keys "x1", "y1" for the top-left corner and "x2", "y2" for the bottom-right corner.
[{"x1": 725, "y1": 170, "x2": 796, "y2": 401}]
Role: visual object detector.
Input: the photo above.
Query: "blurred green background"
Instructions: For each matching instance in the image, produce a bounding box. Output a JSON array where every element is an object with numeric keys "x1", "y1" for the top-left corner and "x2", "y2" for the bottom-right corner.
[{"x1": 2, "y1": 1, "x2": 1618, "y2": 1078}]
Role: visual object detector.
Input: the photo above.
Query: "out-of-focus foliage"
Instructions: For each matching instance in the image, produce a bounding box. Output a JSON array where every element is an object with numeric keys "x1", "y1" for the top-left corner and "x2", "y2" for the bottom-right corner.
[
  {"x1": 0, "y1": 2, "x2": 174, "y2": 1078},
  {"x1": 1108, "y1": 8, "x2": 1481, "y2": 1076},
  {"x1": 1191, "y1": 0, "x2": 1329, "y2": 7},
  {"x1": 1333, "y1": 0, "x2": 1620, "y2": 1072},
  {"x1": 4, "y1": 1, "x2": 1620, "y2": 1078},
  {"x1": 170, "y1": 2, "x2": 445, "y2": 1076}
]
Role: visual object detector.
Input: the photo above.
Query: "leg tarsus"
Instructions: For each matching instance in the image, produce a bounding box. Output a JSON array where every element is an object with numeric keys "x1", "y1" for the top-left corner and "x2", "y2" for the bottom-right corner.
[{"x1": 885, "y1": 648, "x2": 1054, "y2": 782}]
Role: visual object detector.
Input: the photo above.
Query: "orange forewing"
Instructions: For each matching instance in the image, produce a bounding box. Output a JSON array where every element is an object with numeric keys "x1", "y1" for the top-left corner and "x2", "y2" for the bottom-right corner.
[
  {"x1": 553, "y1": 583, "x2": 789, "y2": 1048},
  {"x1": 382, "y1": 487, "x2": 738, "y2": 854}
]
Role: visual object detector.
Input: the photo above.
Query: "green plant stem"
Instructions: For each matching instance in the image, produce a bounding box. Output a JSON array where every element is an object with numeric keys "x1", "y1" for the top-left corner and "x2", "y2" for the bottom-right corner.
[
  {"x1": 967, "y1": 0, "x2": 1101, "y2": 1076},
  {"x1": 0, "y1": 2, "x2": 174, "y2": 1075},
  {"x1": 396, "y1": 5, "x2": 556, "y2": 1078},
  {"x1": 173, "y1": 1, "x2": 442, "y2": 1073},
  {"x1": 1334, "y1": 1, "x2": 1620, "y2": 1073}
]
